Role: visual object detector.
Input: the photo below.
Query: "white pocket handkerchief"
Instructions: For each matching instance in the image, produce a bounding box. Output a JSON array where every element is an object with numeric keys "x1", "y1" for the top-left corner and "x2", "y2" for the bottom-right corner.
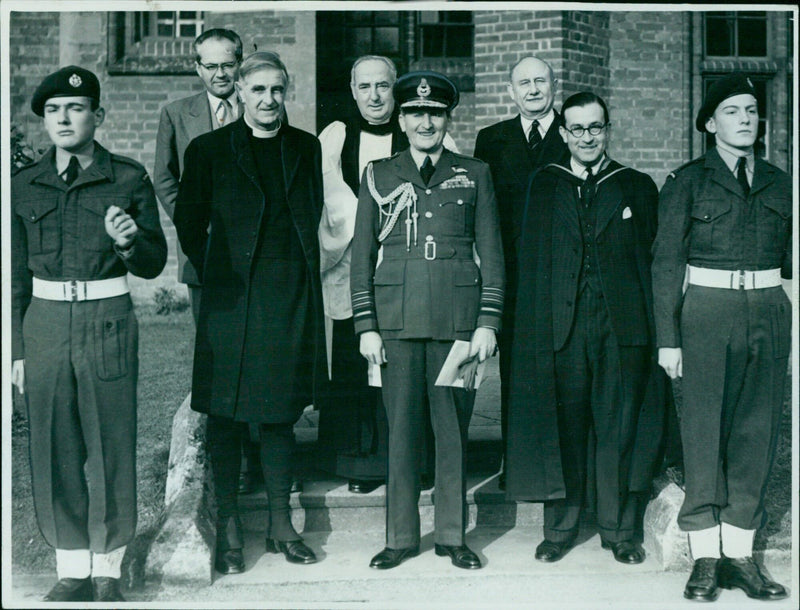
[{"x1": 622, "y1": 206, "x2": 632, "y2": 219}]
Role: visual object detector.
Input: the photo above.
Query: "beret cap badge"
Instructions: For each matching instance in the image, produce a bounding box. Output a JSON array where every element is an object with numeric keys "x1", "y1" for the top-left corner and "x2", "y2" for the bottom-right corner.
[
  {"x1": 69, "y1": 73, "x2": 82, "y2": 88},
  {"x1": 416, "y1": 78, "x2": 431, "y2": 98}
]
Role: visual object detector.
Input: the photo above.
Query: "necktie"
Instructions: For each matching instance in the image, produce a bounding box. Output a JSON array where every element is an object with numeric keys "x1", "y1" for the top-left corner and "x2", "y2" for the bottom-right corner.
[
  {"x1": 420, "y1": 155, "x2": 435, "y2": 185},
  {"x1": 528, "y1": 120, "x2": 543, "y2": 149},
  {"x1": 64, "y1": 155, "x2": 80, "y2": 186},
  {"x1": 216, "y1": 98, "x2": 232, "y2": 127},
  {"x1": 581, "y1": 166, "x2": 596, "y2": 207},
  {"x1": 737, "y1": 157, "x2": 750, "y2": 198}
]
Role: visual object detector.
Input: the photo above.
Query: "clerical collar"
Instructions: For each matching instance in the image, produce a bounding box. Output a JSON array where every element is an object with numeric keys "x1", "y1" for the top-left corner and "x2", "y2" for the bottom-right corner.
[
  {"x1": 409, "y1": 146, "x2": 443, "y2": 170},
  {"x1": 570, "y1": 153, "x2": 607, "y2": 179},
  {"x1": 56, "y1": 142, "x2": 95, "y2": 174},
  {"x1": 244, "y1": 114, "x2": 281, "y2": 139},
  {"x1": 359, "y1": 115, "x2": 393, "y2": 136}
]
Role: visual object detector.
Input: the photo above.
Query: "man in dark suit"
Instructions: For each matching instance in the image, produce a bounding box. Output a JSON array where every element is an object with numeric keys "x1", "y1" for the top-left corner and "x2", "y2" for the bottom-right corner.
[
  {"x1": 174, "y1": 52, "x2": 325, "y2": 575},
  {"x1": 351, "y1": 71, "x2": 505, "y2": 571},
  {"x1": 506, "y1": 92, "x2": 666, "y2": 566},
  {"x1": 473, "y1": 56, "x2": 567, "y2": 488}
]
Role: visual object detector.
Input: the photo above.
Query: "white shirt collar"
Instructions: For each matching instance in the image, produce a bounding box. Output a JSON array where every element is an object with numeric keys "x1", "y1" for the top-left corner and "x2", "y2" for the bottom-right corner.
[
  {"x1": 244, "y1": 114, "x2": 281, "y2": 139},
  {"x1": 207, "y1": 90, "x2": 239, "y2": 120},
  {"x1": 408, "y1": 146, "x2": 443, "y2": 171},
  {"x1": 570, "y1": 153, "x2": 607, "y2": 179},
  {"x1": 520, "y1": 109, "x2": 555, "y2": 140},
  {"x1": 715, "y1": 140, "x2": 754, "y2": 175},
  {"x1": 56, "y1": 143, "x2": 95, "y2": 175}
]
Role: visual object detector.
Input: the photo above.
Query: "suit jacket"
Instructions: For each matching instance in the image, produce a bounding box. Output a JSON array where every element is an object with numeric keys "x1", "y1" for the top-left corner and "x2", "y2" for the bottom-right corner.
[
  {"x1": 173, "y1": 118, "x2": 324, "y2": 419},
  {"x1": 350, "y1": 148, "x2": 505, "y2": 341},
  {"x1": 154, "y1": 92, "x2": 237, "y2": 285},
  {"x1": 473, "y1": 112, "x2": 567, "y2": 267},
  {"x1": 506, "y1": 159, "x2": 665, "y2": 501}
]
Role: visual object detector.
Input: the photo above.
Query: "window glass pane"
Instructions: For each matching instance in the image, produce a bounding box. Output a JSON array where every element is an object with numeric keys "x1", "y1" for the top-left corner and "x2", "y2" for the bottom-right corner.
[
  {"x1": 346, "y1": 12, "x2": 371, "y2": 25},
  {"x1": 374, "y1": 27, "x2": 399, "y2": 55},
  {"x1": 345, "y1": 27, "x2": 372, "y2": 56},
  {"x1": 738, "y1": 17, "x2": 767, "y2": 56},
  {"x1": 706, "y1": 15, "x2": 732, "y2": 56},
  {"x1": 446, "y1": 26, "x2": 473, "y2": 57},
  {"x1": 445, "y1": 12, "x2": 472, "y2": 24},
  {"x1": 422, "y1": 26, "x2": 444, "y2": 57},
  {"x1": 157, "y1": 11, "x2": 172, "y2": 19},
  {"x1": 375, "y1": 11, "x2": 398, "y2": 25},
  {"x1": 419, "y1": 12, "x2": 439, "y2": 25},
  {"x1": 180, "y1": 24, "x2": 196, "y2": 38},
  {"x1": 178, "y1": 11, "x2": 197, "y2": 19},
  {"x1": 157, "y1": 23, "x2": 174, "y2": 37}
]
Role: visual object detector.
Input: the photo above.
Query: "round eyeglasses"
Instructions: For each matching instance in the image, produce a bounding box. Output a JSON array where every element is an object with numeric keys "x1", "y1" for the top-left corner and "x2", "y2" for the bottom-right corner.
[{"x1": 564, "y1": 123, "x2": 609, "y2": 138}]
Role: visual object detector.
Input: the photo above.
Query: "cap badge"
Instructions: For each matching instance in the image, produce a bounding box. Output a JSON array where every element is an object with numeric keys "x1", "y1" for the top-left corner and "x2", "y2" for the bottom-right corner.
[
  {"x1": 69, "y1": 73, "x2": 82, "y2": 88},
  {"x1": 747, "y1": 77, "x2": 754, "y2": 88},
  {"x1": 416, "y1": 78, "x2": 431, "y2": 98}
]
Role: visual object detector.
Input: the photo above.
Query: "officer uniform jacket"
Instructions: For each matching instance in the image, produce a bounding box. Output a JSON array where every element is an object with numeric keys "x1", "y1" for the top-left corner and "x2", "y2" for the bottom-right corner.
[
  {"x1": 350, "y1": 148, "x2": 505, "y2": 340},
  {"x1": 11, "y1": 143, "x2": 168, "y2": 360},
  {"x1": 652, "y1": 147, "x2": 793, "y2": 348},
  {"x1": 506, "y1": 160, "x2": 665, "y2": 500},
  {"x1": 174, "y1": 118, "x2": 325, "y2": 421}
]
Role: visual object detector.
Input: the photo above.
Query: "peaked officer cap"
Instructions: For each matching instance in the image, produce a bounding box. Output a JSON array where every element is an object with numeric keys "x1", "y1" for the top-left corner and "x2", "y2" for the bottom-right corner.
[
  {"x1": 394, "y1": 71, "x2": 459, "y2": 112},
  {"x1": 696, "y1": 73, "x2": 757, "y2": 132},
  {"x1": 31, "y1": 66, "x2": 101, "y2": 117}
]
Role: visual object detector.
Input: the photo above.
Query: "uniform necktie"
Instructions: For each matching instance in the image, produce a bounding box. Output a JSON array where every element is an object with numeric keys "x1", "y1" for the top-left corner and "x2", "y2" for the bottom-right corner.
[
  {"x1": 737, "y1": 157, "x2": 750, "y2": 198},
  {"x1": 64, "y1": 155, "x2": 80, "y2": 186},
  {"x1": 420, "y1": 155, "x2": 435, "y2": 185},
  {"x1": 581, "y1": 165, "x2": 596, "y2": 207},
  {"x1": 528, "y1": 120, "x2": 543, "y2": 149},
  {"x1": 216, "y1": 98, "x2": 232, "y2": 127}
]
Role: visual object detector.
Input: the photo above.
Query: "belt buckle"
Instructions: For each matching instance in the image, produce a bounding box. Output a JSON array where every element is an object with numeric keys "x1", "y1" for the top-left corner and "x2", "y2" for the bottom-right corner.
[
  {"x1": 69, "y1": 280, "x2": 78, "y2": 302},
  {"x1": 424, "y1": 240, "x2": 436, "y2": 261},
  {"x1": 738, "y1": 270, "x2": 746, "y2": 290}
]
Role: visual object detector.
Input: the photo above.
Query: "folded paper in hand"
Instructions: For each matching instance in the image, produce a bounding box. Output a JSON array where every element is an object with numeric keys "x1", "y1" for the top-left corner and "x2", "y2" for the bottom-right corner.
[{"x1": 435, "y1": 340, "x2": 486, "y2": 389}]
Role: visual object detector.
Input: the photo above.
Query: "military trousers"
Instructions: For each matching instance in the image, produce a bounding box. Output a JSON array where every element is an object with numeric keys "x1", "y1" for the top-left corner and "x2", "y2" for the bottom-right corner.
[
  {"x1": 678, "y1": 285, "x2": 790, "y2": 531},
  {"x1": 547, "y1": 284, "x2": 649, "y2": 544},
  {"x1": 23, "y1": 295, "x2": 138, "y2": 553},
  {"x1": 381, "y1": 339, "x2": 475, "y2": 549}
]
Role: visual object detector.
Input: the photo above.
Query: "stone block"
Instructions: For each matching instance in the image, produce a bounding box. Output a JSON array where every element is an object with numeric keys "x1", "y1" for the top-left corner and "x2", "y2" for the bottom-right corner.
[{"x1": 643, "y1": 482, "x2": 691, "y2": 571}]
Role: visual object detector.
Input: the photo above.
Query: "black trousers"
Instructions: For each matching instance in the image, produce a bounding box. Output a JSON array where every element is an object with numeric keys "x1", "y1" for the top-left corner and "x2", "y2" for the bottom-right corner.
[
  {"x1": 207, "y1": 415, "x2": 300, "y2": 549},
  {"x1": 24, "y1": 296, "x2": 138, "y2": 553},
  {"x1": 678, "y1": 285, "x2": 790, "y2": 531},
  {"x1": 546, "y1": 285, "x2": 649, "y2": 544},
  {"x1": 381, "y1": 339, "x2": 474, "y2": 548}
]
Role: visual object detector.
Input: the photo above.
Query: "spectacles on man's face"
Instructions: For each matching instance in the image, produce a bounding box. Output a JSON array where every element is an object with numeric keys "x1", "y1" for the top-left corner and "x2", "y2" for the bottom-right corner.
[
  {"x1": 198, "y1": 62, "x2": 238, "y2": 73},
  {"x1": 564, "y1": 123, "x2": 609, "y2": 138}
]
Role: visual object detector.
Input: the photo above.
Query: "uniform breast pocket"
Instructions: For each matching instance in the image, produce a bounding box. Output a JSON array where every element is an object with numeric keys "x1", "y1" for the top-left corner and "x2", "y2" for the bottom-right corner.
[
  {"x1": 373, "y1": 261, "x2": 405, "y2": 331},
  {"x1": 759, "y1": 197, "x2": 792, "y2": 254},
  {"x1": 453, "y1": 262, "x2": 481, "y2": 331},
  {"x1": 16, "y1": 198, "x2": 59, "y2": 254},
  {"x1": 689, "y1": 198, "x2": 731, "y2": 251},
  {"x1": 78, "y1": 196, "x2": 129, "y2": 251},
  {"x1": 438, "y1": 188, "x2": 475, "y2": 235}
]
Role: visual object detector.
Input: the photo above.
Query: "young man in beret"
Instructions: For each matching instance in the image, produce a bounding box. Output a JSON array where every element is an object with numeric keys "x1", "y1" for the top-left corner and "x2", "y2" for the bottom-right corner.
[
  {"x1": 652, "y1": 73, "x2": 791, "y2": 602},
  {"x1": 350, "y1": 71, "x2": 504, "y2": 570},
  {"x1": 11, "y1": 66, "x2": 167, "y2": 602}
]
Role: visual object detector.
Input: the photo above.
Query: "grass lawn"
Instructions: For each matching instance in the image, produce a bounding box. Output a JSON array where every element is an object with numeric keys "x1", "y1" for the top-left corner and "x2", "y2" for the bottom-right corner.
[{"x1": 11, "y1": 305, "x2": 194, "y2": 586}]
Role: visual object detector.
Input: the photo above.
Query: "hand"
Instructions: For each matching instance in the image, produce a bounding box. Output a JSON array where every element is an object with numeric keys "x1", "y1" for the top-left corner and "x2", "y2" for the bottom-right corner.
[
  {"x1": 469, "y1": 327, "x2": 497, "y2": 363},
  {"x1": 12, "y1": 359, "x2": 25, "y2": 395},
  {"x1": 105, "y1": 205, "x2": 138, "y2": 249},
  {"x1": 360, "y1": 331, "x2": 386, "y2": 366},
  {"x1": 658, "y1": 347, "x2": 683, "y2": 379}
]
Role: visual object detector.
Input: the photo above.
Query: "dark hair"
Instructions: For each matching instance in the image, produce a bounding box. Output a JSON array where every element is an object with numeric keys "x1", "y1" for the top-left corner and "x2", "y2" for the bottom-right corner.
[
  {"x1": 194, "y1": 28, "x2": 243, "y2": 63},
  {"x1": 561, "y1": 91, "x2": 609, "y2": 125}
]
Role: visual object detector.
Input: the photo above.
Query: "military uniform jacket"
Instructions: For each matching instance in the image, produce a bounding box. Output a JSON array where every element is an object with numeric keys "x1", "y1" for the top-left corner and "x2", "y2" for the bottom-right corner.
[
  {"x1": 350, "y1": 148, "x2": 505, "y2": 341},
  {"x1": 652, "y1": 147, "x2": 793, "y2": 348},
  {"x1": 11, "y1": 143, "x2": 168, "y2": 360}
]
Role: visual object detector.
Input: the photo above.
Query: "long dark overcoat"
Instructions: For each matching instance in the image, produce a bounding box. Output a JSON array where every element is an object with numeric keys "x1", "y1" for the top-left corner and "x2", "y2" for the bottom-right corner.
[
  {"x1": 174, "y1": 118, "x2": 325, "y2": 422},
  {"x1": 506, "y1": 160, "x2": 667, "y2": 501}
]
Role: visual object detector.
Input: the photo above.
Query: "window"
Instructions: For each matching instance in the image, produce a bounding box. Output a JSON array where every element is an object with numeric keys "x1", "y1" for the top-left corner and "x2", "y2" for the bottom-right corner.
[
  {"x1": 417, "y1": 12, "x2": 473, "y2": 59},
  {"x1": 133, "y1": 11, "x2": 204, "y2": 41},
  {"x1": 703, "y1": 76, "x2": 769, "y2": 157},
  {"x1": 705, "y1": 12, "x2": 767, "y2": 57},
  {"x1": 343, "y1": 11, "x2": 402, "y2": 59}
]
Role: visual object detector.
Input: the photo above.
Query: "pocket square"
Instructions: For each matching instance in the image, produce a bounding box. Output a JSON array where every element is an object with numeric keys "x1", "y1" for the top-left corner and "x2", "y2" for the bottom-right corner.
[{"x1": 622, "y1": 206, "x2": 632, "y2": 219}]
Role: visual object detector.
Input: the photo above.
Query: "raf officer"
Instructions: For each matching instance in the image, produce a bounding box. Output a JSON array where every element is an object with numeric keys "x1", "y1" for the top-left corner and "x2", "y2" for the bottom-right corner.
[
  {"x1": 473, "y1": 57, "x2": 568, "y2": 488},
  {"x1": 11, "y1": 66, "x2": 167, "y2": 601},
  {"x1": 350, "y1": 71, "x2": 505, "y2": 570},
  {"x1": 652, "y1": 74, "x2": 790, "y2": 602}
]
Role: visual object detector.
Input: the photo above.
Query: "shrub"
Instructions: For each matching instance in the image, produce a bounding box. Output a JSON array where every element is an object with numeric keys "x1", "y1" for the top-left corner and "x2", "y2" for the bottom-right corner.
[{"x1": 153, "y1": 287, "x2": 190, "y2": 315}]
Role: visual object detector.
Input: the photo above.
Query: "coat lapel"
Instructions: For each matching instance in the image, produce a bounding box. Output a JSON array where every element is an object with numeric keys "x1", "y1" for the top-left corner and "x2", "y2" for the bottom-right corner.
[
  {"x1": 186, "y1": 92, "x2": 213, "y2": 137},
  {"x1": 750, "y1": 157, "x2": 776, "y2": 197},
  {"x1": 594, "y1": 162, "x2": 626, "y2": 237},
  {"x1": 391, "y1": 148, "x2": 427, "y2": 189},
  {"x1": 550, "y1": 166, "x2": 581, "y2": 241},
  {"x1": 426, "y1": 148, "x2": 459, "y2": 188},
  {"x1": 280, "y1": 127, "x2": 302, "y2": 196},
  {"x1": 706, "y1": 147, "x2": 745, "y2": 199},
  {"x1": 500, "y1": 116, "x2": 535, "y2": 188},
  {"x1": 232, "y1": 118, "x2": 262, "y2": 195}
]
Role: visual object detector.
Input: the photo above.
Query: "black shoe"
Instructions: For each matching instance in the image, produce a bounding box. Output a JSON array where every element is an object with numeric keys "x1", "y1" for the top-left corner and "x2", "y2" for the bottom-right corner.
[
  {"x1": 535, "y1": 539, "x2": 573, "y2": 563},
  {"x1": 215, "y1": 549, "x2": 245, "y2": 574},
  {"x1": 290, "y1": 477, "x2": 303, "y2": 494},
  {"x1": 718, "y1": 556, "x2": 787, "y2": 601},
  {"x1": 265, "y1": 538, "x2": 317, "y2": 564},
  {"x1": 420, "y1": 474, "x2": 434, "y2": 491},
  {"x1": 684, "y1": 557, "x2": 721, "y2": 602},
  {"x1": 435, "y1": 544, "x2": 482, "y2": 569},
  {"x1": 43, "y1": 577, "x2": 93, "y2": 602},
  {"x1": 601, "y1": 539, "x2": 646, "y2": 564},
  {"x1": 348, "y1": 479, "x2": 383, "y2": 494},
  {"x1": 369, "y1": 546, "x2": 419, "y2": 569},
  {"x1": 91, "y1": 577, "x2": 125, "y2": 602}
]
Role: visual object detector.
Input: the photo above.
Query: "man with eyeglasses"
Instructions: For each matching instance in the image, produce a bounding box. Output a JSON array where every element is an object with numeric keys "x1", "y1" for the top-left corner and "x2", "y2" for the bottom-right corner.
[
  {"x1": 506, "y1": 92, "x2": 666, "y2": 566},
  {"x1": 473, "y1": 56, "x2": 567, "y2": 490}
]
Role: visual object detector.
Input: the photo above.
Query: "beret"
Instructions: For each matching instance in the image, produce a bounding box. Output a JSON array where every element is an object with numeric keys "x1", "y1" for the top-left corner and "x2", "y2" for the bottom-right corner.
[
  {"x1": 31, "y1": 65, "x2": 100, "y2": 117},
  {"x1": 696, "y1": 73, "x2": 756, "y2": 132},
  {"x1": 394, "y1": 70, "x2": 459, "y2": 112}
]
